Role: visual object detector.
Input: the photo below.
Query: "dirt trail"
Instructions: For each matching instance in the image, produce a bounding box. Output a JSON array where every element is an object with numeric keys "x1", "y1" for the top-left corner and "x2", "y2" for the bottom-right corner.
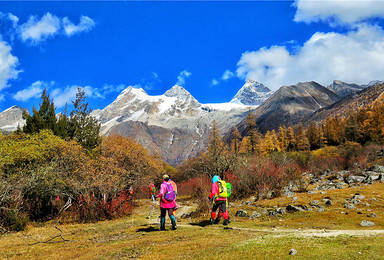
[{"x1": 138, "y1": 199, "x2": 384, "y2": 238}]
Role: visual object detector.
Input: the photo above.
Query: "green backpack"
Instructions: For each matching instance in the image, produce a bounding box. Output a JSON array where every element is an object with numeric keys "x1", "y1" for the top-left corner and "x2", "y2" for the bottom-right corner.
[{"x1": 217, "y1": 180, "x2": 231, "y2": 198}]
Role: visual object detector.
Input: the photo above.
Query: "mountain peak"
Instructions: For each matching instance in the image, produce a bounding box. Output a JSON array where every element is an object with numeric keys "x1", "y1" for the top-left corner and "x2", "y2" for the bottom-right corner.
[
  {"x1": 164, "y1": 85, "x2": 198, "y2": 103},
  {"x1": 230, "y1": 79, "x2": 272, "y2": 106}
]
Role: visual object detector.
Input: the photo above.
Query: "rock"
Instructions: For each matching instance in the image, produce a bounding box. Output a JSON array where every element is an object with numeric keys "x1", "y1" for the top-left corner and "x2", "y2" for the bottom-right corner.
[
  {"x1": 268, "y1": 211, "x2": 277, "y2": 216},
  {"x1": 317, "y1": 208, "x2": 325, "y2": 212},
  {"x1": 308, "y1": 190, "x2": 317, "y2": 194},
  {"x1": 292, "y1": 197, "x2": 298, "y2": 202},
  {"x1": 320, "y1": 191, "x2": 326, "y2": 194},
  {"x1": 276, "y1": 208, "x2": 286, "y2": 215},
  {"x1": 360, "y1": 220, "x2": 375, "y2": 227},
  {"x1": 309, "y1": 200, "x2": 320, "y2": 207},
  {"x1": 285, "y1": 190, "x2": 295, "y2": 198},
  {"x1": 235, "y1": 210, "x2": 248, "y2": 217},
  {"x1": 286, "y1": 205, "x2": 304, "y2": 212},
  {"x1": 369, "y1": 165, "x2": 384, "y2": 173},
  {"x1": 344, "y1": 203, "x2": 356, "y2": 209},
  {"x1": 181, "y1": 213, "x2": 192, "y2": 218},
  {"x1": 353, "y1": 194, "x2": 365, "y2": 200},
  {"x1": 289, "y1": 249, "x2": 297, "y2": 255},
  {"x1": 323, "y1": 199, "x2": 332, "y2": 206},
  {"x1": 249, "y1": 211, "x2": 261, "y2": 219},
  {"x1": 345, "y1": 176, "x2": 365, "y2": 184},
  {"x1": 368, "y1": 213, "x2": 377, "y2": 218}
]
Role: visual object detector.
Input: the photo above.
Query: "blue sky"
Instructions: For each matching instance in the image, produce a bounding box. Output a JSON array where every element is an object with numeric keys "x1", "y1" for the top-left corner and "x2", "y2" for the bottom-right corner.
[{"x1": 1, "y1": 1, "x2": 384, "y2": 113}]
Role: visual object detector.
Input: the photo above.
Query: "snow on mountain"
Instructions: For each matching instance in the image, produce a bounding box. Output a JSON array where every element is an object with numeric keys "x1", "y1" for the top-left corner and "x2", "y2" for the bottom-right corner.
[
  {"x1": 230, "y1": 79, "x2": 273, "y2": 106},
  {"x1": 91, "y1": 83, "x2": 261, "y2": 164}
]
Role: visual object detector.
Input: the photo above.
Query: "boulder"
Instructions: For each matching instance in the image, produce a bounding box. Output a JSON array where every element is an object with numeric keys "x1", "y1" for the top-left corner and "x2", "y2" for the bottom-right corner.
[
  {"x1": 249, "y1": 211, "x2": 261, "y2": 219},
  {"x1": 289, "y1": 249, "x2": 298, "y2": 255},
  {"x1": 360, "y1": 220, "x2": 375, "y2": 227},
  {"x1": 323, "y1": 199, "x2": 332, "y2": 206},
  {"x1": 309, "y1": 200, "x2": 320, "y2": 207},
  {"x1": 345, "y1": 176, "x2": 365, "y2": 184},
  {"x1": 344, "y1": 203, "x2": 355, "y2": 209},
  {"x1": 286, "y1": 205, "x2": 305, "y2": 212},
  {"x1": 284, "y1": 190, "x2": 295, "y2": 198},
  {"x1": 235, "y1": 210, "x2": 248, "y2": 217},
  {"x1": 353, "y1": 194, "x2": 365, "y2": 200},
  {"x1": 367, "y1": 213, "x2": 377, "y2": 218},
  {"x1": 276, "y1": 208, "x2": 286, "y2": 215},
  {"x1": 369, "y1": 165, "x2": 384, "y2": 173}
]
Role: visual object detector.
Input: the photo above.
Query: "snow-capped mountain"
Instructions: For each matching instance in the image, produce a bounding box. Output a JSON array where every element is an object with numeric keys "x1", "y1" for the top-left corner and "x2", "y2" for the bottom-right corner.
[
  {"x1": 230, "y1": 79, "x2": 273, "y2": 106},
  {"x1": 92, "y1": 84, "x2": 262, "y2": 136},
  {"x1": 91, "y1": 83, "x2": 264, "y2": 164},
  {"x1": 0, "y1": 106, "x2": 27, "y2": 133}
]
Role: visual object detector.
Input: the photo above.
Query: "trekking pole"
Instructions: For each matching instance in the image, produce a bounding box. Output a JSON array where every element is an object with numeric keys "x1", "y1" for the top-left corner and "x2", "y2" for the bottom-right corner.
[
  {"x1": 227, "y1": 200, "x2": 237, "y2": 222},
  {"x1": 227, "y1": 208, "x2": 237, "y2": 222}
]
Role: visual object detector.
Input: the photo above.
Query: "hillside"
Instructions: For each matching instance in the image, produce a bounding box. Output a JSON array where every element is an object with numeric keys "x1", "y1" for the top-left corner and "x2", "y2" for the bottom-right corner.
[
  {"x1": 91, "y1": 84, "x2": 259, "y2": 165},
  {"x1": 238, "y1": 81, "x2": 340, "y2": 134},
  {"x1": 307, "y1": 83, "x2": 384, "y2": 124}
]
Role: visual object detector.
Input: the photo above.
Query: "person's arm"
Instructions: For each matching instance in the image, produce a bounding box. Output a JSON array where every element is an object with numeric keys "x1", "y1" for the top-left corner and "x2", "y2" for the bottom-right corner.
[
  {"x1": 156, "y1": 183, "x2": 165, "y2": 198},
  {"x1": 209, "y1": 183, "x2": 218, "y2": 199}
]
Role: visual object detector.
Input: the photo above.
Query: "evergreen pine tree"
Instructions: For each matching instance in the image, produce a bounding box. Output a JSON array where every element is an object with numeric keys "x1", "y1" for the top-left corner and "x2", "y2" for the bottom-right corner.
[{"x1": 69, "y1": 87, "x2": 101, "y2": 150}]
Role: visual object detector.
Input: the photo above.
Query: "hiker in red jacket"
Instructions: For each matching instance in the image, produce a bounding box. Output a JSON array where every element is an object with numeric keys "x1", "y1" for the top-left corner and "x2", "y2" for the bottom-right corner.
[
  {"x1": 156, "y1": 174, "x2": 177, "y2": 230},
  {"x1": 149, "y1": 182, "x2": 156, "y2": 203},
  {"x1": 208, "y1": 175, "x2": 230, "y2": 225}
]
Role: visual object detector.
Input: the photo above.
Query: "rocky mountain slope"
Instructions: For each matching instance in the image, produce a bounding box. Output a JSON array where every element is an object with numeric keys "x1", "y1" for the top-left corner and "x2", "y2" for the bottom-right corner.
[
  {"x1": 91, "y1": 83, "x2": 262, "y2": 165},
  {"x1": 230, "y1": 79, "x2": 272, "y2": 105},
  {"x1": 308, "y1": 82, "x2": 384, "y2": 124},
  {"x1": 2, "y1": 79, "x2": 381, "y2": 164},
  {"x1": 327, "y1": 80, "x2": 365, "y2": 98},
  {"x1": 239, "y1": 81, "x2": 341, "y2": 134},
  {"x1": 0, "y1": 106, "x2": 27, "y2": 133}
]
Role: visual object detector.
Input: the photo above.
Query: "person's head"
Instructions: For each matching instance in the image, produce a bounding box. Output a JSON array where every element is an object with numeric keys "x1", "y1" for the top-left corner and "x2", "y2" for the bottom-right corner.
[
  {"x1": 163, "y1": 174, "x2": 170, "y2": 181},
  {"x1": 212, "y1": 175, "x2": 220, "y2": 183}
]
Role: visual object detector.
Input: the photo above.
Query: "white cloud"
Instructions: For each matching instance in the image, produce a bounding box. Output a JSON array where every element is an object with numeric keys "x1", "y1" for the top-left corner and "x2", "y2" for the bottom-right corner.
[
  {"x1": 20, "y1": 13, "x2": 61, "y2": 44},
  {"x1": 237, "y1": 24, "x2": 384, "y2": 90},
  {"x1": 221, "y1": 70, "x2": 234, "y2": 80},
  {"x1": 211, "y1": 79, "x2": 219, "y2": 86},
  {"x1": 18, "y1": 13, "x2": 95, "y2": 45},
  {"x1": 63, "y1": 16, "x2": 95, "y2": 37},
  {"x1": 51, "y1": 85, "x2": 101, "y2": 108},
  {"x1": 294, "y1": 0, "x2": 384, "y2": 26},
  {"x1": 8, "y1": 13, "x2": 19, "y2": 28},
  {"x1": 13, "y1": 81, "x2": 49, "y2": 101},
  {"x1": 102, "y1": 84, "x2": 126, "y2": 95},
  {"x1": 0, "y1": 94, "x2": 4, "y2": 102},
  {"x1": 0, "y1": 40, "x2": 20, "y2": 91},
  {"x1": 176, "y1": 70, "x2": 192, "y2": 86}
]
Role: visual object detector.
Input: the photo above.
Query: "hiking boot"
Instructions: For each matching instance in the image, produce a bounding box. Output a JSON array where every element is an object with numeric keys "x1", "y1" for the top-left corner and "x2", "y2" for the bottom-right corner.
[
  {"x1": 223, "y1": 218, "x2": 230, "y2": 225},
  {"x1": 214, "y1": 218, "x2": 220, "y2": 224},
  {"x1": 209, "y1": 218, "x2": 215, "y2": 225}
]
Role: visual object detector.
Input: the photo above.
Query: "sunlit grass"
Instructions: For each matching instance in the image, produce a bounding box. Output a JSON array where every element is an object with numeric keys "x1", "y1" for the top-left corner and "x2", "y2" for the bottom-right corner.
[{"x1": 1, "y1": 183, "x2": 383, "y2": 259}]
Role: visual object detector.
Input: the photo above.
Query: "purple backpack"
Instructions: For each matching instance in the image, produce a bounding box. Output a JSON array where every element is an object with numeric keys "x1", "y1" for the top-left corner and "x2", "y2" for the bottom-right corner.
[{"x1": 164, "y1": 182, "x2": 175, "y2": 201}]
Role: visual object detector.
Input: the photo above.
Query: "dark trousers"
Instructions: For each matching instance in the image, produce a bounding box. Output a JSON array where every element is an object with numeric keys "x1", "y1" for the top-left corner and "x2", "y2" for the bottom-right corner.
[
  {"x1": 212, "y1": 200, "x2": 226, "y2": 213},
  {"x1": 160, "y1": 207, "x2": 174, "y2": 218}
]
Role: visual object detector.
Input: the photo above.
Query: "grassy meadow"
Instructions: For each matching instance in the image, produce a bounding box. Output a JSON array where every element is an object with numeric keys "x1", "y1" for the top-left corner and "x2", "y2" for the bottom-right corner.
[{"x1": 1, "y1": 183, "x2": 384, "y2": 259}]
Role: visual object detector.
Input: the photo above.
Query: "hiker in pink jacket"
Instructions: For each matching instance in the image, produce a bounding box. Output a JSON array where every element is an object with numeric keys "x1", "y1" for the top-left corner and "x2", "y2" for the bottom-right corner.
[{"x1": 156, "y1": 174, "x2": 177, "y2": 230}]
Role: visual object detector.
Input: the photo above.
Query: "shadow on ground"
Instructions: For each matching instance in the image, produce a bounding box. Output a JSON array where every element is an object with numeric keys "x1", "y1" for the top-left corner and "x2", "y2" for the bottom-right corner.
[
  {"x1": 189, "y1": 220, "x2": 212, "y2": 227},
  {"x1": 136, "y1": 225, "x2": 159, "y2": 232}
]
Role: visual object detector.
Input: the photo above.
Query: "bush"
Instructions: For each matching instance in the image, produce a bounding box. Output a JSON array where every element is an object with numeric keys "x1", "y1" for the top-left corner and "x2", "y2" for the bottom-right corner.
[
  {"x1": 178, "y1": 175, "x2": 211, "y2": 198},
  {"x1": 0, "y1": 210, "x2": 28, "y2": 232}
]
